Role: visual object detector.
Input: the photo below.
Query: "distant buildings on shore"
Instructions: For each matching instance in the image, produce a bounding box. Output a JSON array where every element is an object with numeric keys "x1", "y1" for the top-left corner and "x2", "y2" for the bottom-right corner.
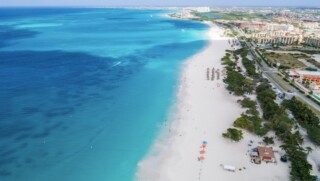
[
  {"x1": 175, "y1": 7, "x2": 320, "y2": 48},
  {"x1": 235, "y1": 20, "x2": 318, "y2": 46},
  {"x1": 195, "y1": 8, "x2": 320, "y2": 48}
]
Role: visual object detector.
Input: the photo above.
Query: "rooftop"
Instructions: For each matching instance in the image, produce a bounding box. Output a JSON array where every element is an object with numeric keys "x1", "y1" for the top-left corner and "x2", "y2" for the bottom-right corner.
[
  {"x1": 257, "y1": 146, "x2": 275, "y2": 160},
  {"x1": 292, "y1": 70, "x2": 320, "y2": 77}
]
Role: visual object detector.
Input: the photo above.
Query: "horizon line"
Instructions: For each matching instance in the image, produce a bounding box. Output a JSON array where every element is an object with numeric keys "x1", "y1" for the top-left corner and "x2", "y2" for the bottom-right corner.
[{"x1": 0, "y1": 5, "x2": 319, "y2": 8}]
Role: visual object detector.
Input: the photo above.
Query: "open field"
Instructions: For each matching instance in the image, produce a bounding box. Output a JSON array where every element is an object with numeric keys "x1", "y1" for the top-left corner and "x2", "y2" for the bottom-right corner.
[
  {"x1": 264, "y1": 51, "x2": 320, "y2": 69},
  {"x1": 264, "y1": 52, "x2": 306, "y2": 69}
]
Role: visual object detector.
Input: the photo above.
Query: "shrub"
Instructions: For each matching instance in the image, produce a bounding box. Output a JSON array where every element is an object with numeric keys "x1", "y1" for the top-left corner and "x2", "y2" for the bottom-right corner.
[
  {"x1": 222, "y1": 128, "x2": 243, "y2": 142},
  {"x1": 263, "y1": 136, "x2": 274, "y2": 145}
]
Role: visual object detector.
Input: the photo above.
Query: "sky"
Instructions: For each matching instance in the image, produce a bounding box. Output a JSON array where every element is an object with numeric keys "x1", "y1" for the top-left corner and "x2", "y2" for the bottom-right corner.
[{"x1": 0, "y1": 0, "x2": 319, "y2": 7}]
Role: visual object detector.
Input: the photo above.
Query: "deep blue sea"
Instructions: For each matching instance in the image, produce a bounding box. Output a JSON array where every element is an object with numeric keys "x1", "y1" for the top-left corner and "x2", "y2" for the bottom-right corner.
[{"x1": 0, "y1": 8, "x2": 208, "y2": 181}]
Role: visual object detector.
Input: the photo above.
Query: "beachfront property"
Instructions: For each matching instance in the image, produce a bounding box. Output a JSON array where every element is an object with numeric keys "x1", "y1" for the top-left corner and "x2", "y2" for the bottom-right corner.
[
  {"x1": 254, "y1": 36, "x2": 300, "y2": 45},
  {"x1": 250, "y1": 146, "x2": 276, "y2": 164},
  {"x1": 246, "y1": 23, "x2": 302, "y2": 45},
  {"x1": 257, "y1": 146, "x2": 276, "y2": 163},
  {"x1": 227, "y1": 11, "x2": 320, "y2": 47}
]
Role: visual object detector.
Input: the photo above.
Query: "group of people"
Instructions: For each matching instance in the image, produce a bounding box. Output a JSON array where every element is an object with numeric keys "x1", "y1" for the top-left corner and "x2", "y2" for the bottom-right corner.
[{"x1": 206, "y1": 67, "x2": 220, "y2": 81}]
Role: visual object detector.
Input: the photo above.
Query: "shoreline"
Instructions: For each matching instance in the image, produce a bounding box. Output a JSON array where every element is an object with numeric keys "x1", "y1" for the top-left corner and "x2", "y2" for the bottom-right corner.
[
  {"x1": 136, "y1": 22, "x2": 290, "y2": 181},
  {"x1": 134, "y1": 21, "x2": 213, "y2": 181}
]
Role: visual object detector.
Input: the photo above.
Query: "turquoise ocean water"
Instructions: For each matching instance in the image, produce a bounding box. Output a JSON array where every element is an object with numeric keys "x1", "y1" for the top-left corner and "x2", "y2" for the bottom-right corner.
[{"x1": 0, "y1": 8, "x2": 208, "y2": 181}]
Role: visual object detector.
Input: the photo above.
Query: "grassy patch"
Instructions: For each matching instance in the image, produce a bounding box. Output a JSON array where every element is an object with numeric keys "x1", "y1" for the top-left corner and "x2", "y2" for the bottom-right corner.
[
  {"x1": 263, "y1": 51, "x2": 320, "y2": 69},
  {"x1": 264, "y1": 52, "x2": 307, "y2": 69}
]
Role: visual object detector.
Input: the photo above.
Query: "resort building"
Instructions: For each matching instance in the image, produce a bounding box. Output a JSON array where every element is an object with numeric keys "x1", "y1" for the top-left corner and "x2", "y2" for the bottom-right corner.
[
  {"x1": 255, "y1": 36, "x2": 299, "y2": 45},
  {"x1": 238, "y1": 22, "x2": 265, "y2": 31},
  {"x1": 251, "y1": 32, "x2": 268, "y2": 38},
  {"x1": 310, "y1": 81, "x2": 320, "y2": 90},
  {"x1": 257, "y1": 146, "x2": 275, "y2": 162},
  {"x1": 289, "y1": 70, "x2": 320, "y2": 84},
  {"x1": 304, "y1": 37, "x2": 320, "y2": 47},
  {"x1": 264, "y1": 23, "x2": 294, "y2": 31},
  {"x1": 255, "y1": 37, "x2": 275, "y2": 44}
]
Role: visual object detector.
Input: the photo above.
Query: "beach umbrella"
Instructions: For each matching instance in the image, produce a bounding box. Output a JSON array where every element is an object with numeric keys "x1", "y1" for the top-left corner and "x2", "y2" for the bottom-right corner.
[
  {"x1": 203, "y1": 141, "x2": 208, "y2": 144},
  {"x1": 200, "y1": 150, "x2": 206, "y2": 154},
  {"x1": 199, "y1": 156, "x2": 205, "y2": 161}
]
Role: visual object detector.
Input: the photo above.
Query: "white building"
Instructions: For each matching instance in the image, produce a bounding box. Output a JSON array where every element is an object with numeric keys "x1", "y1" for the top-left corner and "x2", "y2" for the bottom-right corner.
[
  {"x1": 195, "y1": 7, "x2": 210, "y2": 13},
  {"x1": 265, "y1": 24, "x2": 294, "y2": 31},
  {"x1": 301, "y1": 22, "x2": 319, "y2": 29}
]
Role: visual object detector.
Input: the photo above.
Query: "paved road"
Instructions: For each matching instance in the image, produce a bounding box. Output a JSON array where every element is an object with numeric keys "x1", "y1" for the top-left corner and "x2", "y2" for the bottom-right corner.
[
  {"x1": 249, "y1": 43, "x2": 320, "y2": 110},
  {"x1": 234, "y1": 28, "x2": 320, "y2": 112},
  {"x1": 250, "y1": 44, "x2": 320, "y2": 111}
]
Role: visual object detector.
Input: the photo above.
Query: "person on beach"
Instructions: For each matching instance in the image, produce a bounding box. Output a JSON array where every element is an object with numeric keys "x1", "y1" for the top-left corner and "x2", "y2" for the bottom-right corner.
[
  {"x1": 211, "y1": 67, "x2": 215, "y2": 81},
  {"x1": 216, "y1": 69, "x2": 220, "y2": 80}
]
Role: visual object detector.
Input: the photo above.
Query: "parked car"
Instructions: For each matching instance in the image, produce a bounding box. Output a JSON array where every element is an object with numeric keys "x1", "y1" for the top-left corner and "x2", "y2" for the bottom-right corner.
[{"x1": 280, "y1": 155, "x2": 288, "y2": 162}]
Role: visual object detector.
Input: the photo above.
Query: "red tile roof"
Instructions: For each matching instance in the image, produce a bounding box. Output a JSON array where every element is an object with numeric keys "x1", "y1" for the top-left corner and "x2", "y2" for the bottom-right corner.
[
  {"x1": 257, "y1": 146, "x2": 275, "y2": 161},
  {"x1": 303, "y1": 75, "x2": 320, "y2": 81}
]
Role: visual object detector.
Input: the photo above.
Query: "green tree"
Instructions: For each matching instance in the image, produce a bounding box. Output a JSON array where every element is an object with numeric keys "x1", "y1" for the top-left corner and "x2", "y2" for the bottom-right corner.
[
  {"x1": 305, "y1": 146, "x2": 313, "y2": 155},
  {"x1": 234, "y1": 114, "x2": 252, "y2": 130},
  {"x1": 282, "y1": 97, "x2": 320, "y2": 145},
  {"x1": 222, "y1": 128, "x2": 243, "y2": 142},
  {"x1": 307, "y1": 126, "x2": 320, "y2": 145},
  {"x1": 225, "y1": 68, "x2": 253, "y2": 95},
  {"x1": 238, "y1": 98, "x2": 256, "y2": 109},
  {"x1": 263, "y1": 136, "x2": 274, "y2": 145}
]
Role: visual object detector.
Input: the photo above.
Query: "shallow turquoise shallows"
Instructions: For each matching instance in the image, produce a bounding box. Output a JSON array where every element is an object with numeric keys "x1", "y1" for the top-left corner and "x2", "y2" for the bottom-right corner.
[{"x1": 0, "y1": 8, "x2": 208, "y2": 181}]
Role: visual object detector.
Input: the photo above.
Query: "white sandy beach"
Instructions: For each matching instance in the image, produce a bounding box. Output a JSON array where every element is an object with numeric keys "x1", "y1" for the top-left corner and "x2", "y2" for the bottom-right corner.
[{"x1": 136, "y1": 23, "x2": 290, "y2": 181}]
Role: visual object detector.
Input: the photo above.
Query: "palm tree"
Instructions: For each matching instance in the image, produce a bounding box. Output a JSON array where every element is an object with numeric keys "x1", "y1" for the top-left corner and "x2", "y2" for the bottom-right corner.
[
  {"x1": 294, "y1": 131, "x2": 304, "y2": 145},
  {"x1": 263, "y1": 136, "x2": 274, "y2": 145},
  {"x1": 305, "y1": 146, "x2": 313, "y2": 155}
]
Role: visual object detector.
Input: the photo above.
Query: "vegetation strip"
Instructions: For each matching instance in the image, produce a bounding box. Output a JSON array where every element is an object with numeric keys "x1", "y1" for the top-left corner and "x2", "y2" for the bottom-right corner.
[
  {"x1": 282, "y1": 97, "x2": 320, "y2": 145},
  {"x1": 222, "y1": 46, "x2": 316, "y2": 180}
]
